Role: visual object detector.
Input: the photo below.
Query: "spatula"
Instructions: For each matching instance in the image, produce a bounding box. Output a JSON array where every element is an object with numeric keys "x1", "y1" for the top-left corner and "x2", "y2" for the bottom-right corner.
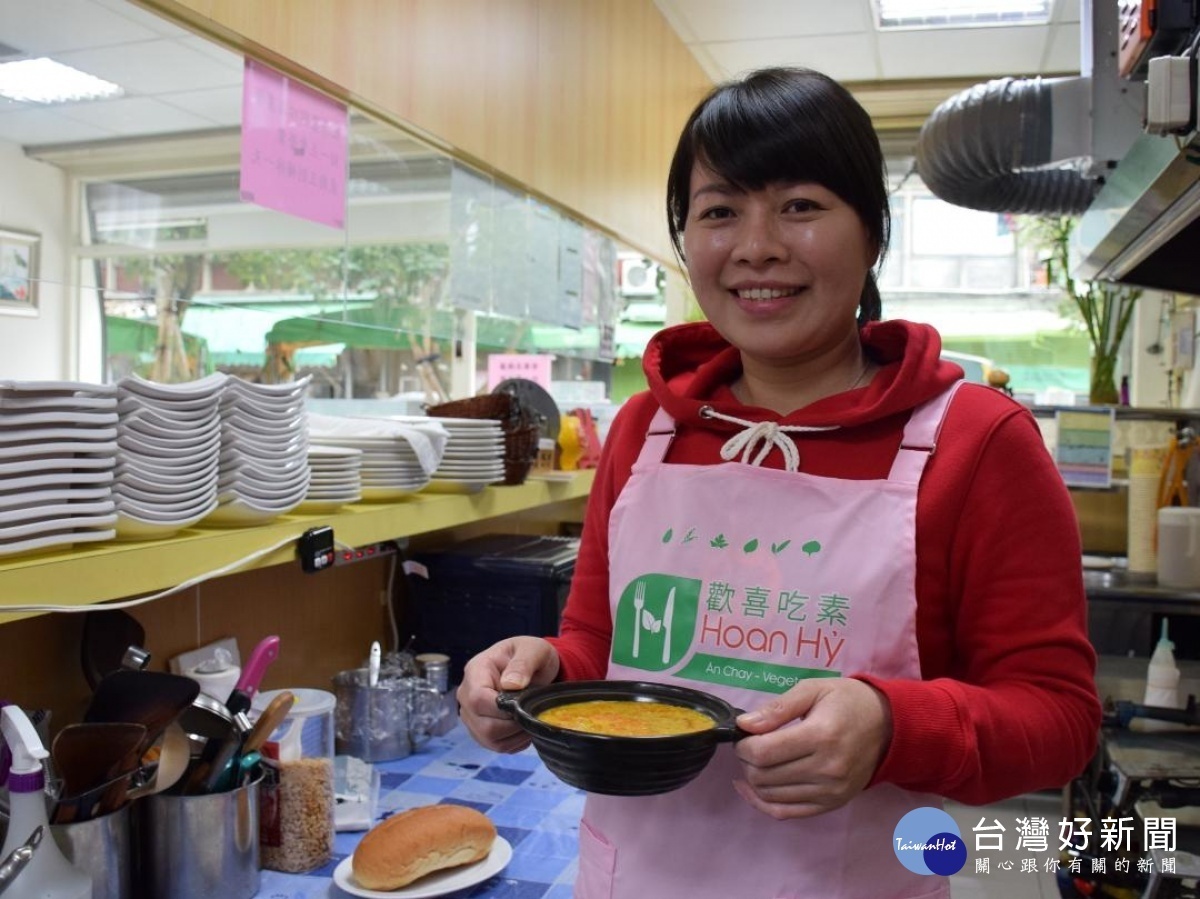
[
  {"x1": 84, "y1": 669, "x2": 200, "y2": 756},
  {"x1": 50, "y1": 722, "x2": 146, "y2": 823}
]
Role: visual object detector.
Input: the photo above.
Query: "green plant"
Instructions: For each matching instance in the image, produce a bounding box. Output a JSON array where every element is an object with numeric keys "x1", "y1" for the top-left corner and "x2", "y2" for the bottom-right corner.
[{"x1": 1021, "y1": 216, "x2": 1141, "y2": 404}]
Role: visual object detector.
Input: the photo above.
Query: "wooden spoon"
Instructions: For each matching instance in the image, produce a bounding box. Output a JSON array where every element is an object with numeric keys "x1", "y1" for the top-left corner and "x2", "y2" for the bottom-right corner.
[{"x1": 126, "y1": 722, "x2": 191, "y2": 800}]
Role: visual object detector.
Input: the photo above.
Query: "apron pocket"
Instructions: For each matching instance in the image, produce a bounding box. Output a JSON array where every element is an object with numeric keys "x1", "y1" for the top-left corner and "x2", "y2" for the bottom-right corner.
[{"x1": 575, "y1": 817, "x2": 617, "y2": 899}]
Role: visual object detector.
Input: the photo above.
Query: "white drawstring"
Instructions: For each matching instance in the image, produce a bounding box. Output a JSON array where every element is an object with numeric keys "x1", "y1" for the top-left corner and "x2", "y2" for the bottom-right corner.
[{"x1": 700, "y1": 407, "x2": 838, "y2": 472}]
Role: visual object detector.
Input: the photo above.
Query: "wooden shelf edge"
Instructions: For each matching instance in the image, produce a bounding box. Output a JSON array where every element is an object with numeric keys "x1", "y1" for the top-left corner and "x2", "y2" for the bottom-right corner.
[{"x1": 0, "y1": 470, "x2": 595, "y2": 623}]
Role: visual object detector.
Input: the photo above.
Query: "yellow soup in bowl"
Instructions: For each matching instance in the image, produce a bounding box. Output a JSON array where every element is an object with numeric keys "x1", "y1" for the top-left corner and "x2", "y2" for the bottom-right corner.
[{"x1": 537, "y1": 699, "x2": 716, "y2": 737}]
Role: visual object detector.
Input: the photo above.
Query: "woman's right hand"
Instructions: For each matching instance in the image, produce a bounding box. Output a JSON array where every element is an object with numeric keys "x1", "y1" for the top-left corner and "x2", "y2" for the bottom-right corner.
[{"x1": 456, "y1": 636, "x2": 561, "y2": 753}]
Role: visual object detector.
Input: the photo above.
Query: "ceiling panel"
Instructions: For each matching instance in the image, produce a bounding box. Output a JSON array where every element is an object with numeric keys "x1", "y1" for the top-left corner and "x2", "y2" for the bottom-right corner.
[
  {"x1": 51, "y1": 94, "x2": 219, "y2": 138},
  {"x1": 704, "y1": 34, "x2": 883, "y2": 83},
  {"x1": 0, "y1": 105, "x2": 113, "y2": 144},
  {"x1": 0, "y1": 0, "x2": 161, "y2": 55},
  {"x1": 878, "y1": 26, "x2": 1063, "y2": 80},
  {"x1": 0, "y1": 0, "x2": 1085, "y2": 152},
  {"x1": 55, "y1": 39, "x2": 243, "y2": 96},
  {"x1": 654, "y1": 0, "x2": 874, "y2": 43}
]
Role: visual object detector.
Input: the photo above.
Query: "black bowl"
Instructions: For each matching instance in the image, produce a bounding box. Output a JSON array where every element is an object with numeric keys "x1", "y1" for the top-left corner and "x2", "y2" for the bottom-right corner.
[{"x1": 496, "y1": 680, "x2": 746, "y2": 796}]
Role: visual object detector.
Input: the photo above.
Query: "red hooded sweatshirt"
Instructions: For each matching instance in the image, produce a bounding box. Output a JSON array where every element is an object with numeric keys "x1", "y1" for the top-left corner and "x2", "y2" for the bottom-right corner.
[{"x1": 548, "y1": 318, "x2": 1100, "y2": 805}]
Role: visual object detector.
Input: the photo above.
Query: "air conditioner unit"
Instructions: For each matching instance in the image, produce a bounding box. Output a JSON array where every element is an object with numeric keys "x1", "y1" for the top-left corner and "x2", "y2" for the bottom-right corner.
[{"x1": 618, "y1": 257, "x2": 660, "y2": 297}]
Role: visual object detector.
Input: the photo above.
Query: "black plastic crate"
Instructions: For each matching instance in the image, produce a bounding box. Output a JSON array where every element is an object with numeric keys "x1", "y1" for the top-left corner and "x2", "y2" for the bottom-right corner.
[{"x1": 406, "y1": 534, "x2": 579, "y2": 683}]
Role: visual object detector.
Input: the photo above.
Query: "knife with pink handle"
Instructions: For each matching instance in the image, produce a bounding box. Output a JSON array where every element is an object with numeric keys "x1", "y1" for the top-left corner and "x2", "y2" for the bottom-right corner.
[{"x1": 225, "y1": 635, "x2": 280, "y2": 715}]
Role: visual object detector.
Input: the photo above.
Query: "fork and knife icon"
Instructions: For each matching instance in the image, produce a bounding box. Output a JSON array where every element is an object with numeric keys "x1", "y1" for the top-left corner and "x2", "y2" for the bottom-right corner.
[{"x1": 632, "y1": 582, "x2": 675, "y2": 664}]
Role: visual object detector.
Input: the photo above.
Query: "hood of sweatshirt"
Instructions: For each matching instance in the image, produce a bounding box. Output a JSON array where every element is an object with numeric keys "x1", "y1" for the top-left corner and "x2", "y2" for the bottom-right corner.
[{"x1": 642, "y1": 319, "x2": 963, "y2": 430}]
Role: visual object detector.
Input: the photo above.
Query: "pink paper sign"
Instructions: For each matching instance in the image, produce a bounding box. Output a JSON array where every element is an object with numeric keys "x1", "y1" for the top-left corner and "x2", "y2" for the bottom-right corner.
[
  {"x1": 239, "y1": 58, "x2": 348, "y2": 229},
  {"x1": 487, "y1": 354, "x2": 553, "y2": 391}
]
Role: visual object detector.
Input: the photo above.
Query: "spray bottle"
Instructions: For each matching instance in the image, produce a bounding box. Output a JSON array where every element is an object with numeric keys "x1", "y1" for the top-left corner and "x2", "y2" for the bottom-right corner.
[{"x1": 0, "y1": 706, "x2": 92, "y2": 899}]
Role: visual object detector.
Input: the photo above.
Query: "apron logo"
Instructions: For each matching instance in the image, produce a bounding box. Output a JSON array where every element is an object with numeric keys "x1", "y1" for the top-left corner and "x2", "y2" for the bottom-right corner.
[
  {"x1": 613, "y1": 575, "x2": 698, "y2": 670},
  {"x1": 893, "y1": 807, "x2": 967, "y2": 876},
  {"x1": 660, "y1": 526, "x2": 822, "y2": 558}
]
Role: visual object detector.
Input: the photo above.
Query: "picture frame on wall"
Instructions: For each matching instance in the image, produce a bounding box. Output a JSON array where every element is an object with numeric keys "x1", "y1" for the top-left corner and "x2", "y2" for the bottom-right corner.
[{"x1": 0, "y1": 228, "x2": 40, "y2": 316}]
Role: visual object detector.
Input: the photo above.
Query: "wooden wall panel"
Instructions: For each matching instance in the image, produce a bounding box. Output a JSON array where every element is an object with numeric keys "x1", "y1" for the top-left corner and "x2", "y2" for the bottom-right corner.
[{"x1": 139, "y1": 0, "x2": 712, "y2": 264}]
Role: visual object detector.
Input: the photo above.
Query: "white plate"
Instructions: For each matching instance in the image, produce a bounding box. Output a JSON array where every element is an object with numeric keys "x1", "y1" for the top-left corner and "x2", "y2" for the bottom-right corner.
[
  {"x1": 0, "y1": 470, "x2": 114, "y2": 493},
  {"x1": 0, "y1": 410, "x2": 118, "y2": 428},
  {"x1": 0, "y1": 439, "x2": 119, "y2": 461},
  {"x1": 116, "y1": 396, "x2": 219, "y2": 423},
  {"x1": 332, "y1": 835, "x2": 512, "y2": 899},
  {"x1": 0, "y1": 426, "x2": 119, "y2": 446},
  {"x1": 308, "y1": 444, "x2": 363, "y2": 459},
  {"x1": 0, "y1": 486, "x2": 112, "y2": 511},
  {"x1": 113, "y1": 502, "x2": 217, "y2": 539},
  {"x1": 0, "y1": 455, "x2": 116, "y2": 478},
  {"x1": 0, "y1": 528, "x2": 115, "y2": 558},
  {"x1": 0, "y1": 512, "x2": 118, "y2": 541},
  {"x1": 0, "y1": 395, "x2": 116, "y2": 412},
  {"x1": 118, "y1": 372, "x2": 228, "y2": 401},
  {"x1": 0, "y1": 380, "x2": 117, "y2": 397},
  {"x1": 202, "y1": 496, "x2": 302, "y2": 526},
  {"x1": 0, "y1": 499, "x2": 115, "y2": 527}
]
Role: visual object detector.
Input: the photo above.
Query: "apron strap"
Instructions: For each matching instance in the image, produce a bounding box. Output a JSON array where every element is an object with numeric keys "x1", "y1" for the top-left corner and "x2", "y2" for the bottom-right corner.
[
  {"x1": 637, "y1": 406, "x2": 677, "y2": 465},
  {"x1": 887, "y1": 380, "x2": 966, "y2": 484},
  {"x1": 639, "y1": 380, "x2": 966, "y2": 481}
]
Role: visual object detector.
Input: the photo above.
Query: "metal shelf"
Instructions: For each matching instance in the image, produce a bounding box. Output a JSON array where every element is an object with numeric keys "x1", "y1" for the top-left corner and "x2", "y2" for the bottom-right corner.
[{"x1": 0, "y1": 471, "x2": 595, "y2": 624}]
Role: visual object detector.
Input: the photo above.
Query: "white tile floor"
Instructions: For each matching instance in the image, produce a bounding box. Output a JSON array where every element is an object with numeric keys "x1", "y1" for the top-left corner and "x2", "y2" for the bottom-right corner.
[{"x1": 946, "y1": 792, "x2": 1065, "y2": 899}]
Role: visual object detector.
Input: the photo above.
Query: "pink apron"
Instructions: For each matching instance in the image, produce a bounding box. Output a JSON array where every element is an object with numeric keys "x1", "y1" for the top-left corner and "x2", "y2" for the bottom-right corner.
[{"x1": 575, "y1": 385, "x2": 962, "y2": 899}]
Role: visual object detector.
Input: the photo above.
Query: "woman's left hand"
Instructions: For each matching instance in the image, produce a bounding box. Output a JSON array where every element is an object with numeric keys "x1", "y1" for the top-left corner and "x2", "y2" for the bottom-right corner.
[{"x1": 732, "y1": 678, "x2": 893, "y2": 819}]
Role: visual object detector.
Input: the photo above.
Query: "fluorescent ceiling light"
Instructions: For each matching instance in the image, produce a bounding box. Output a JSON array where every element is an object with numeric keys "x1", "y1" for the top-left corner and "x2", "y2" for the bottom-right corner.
[
  {"x1": 876, "y1": 0, "x2": 1051, "y2": 29},
  {"x1": 0, "y1": 57, "x2": 123, "y2": 104}
]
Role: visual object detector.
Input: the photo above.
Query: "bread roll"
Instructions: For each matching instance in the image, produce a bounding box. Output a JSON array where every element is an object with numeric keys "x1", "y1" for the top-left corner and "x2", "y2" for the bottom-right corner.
[{"x1": 352, "y1": 804, "x2": 497, "y2": 890}]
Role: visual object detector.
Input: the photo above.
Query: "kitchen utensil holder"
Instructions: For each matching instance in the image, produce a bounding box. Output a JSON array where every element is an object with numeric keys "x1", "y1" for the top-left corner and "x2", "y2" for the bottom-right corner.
[{"x1": 139, "y1": 770, "x2": 262, "y2": 899}]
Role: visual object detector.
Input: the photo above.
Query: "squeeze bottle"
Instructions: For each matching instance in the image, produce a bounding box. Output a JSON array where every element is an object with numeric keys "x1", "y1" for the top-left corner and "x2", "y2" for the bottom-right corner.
[
  {"x1": 1137, "y1": 619, "x2": 1185, "y2": 734},
  {"x1": 0, "y1": 706, "x2": 92, "y2": 899}
]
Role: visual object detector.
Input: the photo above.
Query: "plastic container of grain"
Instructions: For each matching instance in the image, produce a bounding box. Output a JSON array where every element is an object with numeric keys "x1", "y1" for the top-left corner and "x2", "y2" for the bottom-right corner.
[{"x1": 250, "y1": 688, "x2": 336, "y2": 873}]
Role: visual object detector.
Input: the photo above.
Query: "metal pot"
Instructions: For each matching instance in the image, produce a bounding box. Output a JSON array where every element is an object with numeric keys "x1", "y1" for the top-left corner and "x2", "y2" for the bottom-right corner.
[{"x1": 496, "y1": 680, "x2": 746, "y2": 796}]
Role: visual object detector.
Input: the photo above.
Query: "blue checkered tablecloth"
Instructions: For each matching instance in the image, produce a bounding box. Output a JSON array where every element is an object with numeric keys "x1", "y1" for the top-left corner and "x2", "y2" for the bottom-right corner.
[{"x1": 257, "y1": 722, "x2": 584, "y2": 898}]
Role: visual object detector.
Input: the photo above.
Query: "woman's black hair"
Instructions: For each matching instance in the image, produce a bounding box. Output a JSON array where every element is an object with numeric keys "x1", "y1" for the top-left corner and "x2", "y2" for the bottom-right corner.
[{"x1": 665, "y1": 67, "x2": 889, "y2": 325}]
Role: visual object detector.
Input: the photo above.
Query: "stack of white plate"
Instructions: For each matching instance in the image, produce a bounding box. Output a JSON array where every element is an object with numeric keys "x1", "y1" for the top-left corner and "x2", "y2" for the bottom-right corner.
[
  {"x1": 298, "y1": 445, "x2": 363, "y2": 512},
  {"x1": 207, "y1": 376, "x2": 311, "y2": 526},
  {"x1": 0, "y1": 380, "x2": 120, "y2": 556},
  {"x1": 307, "y1": 413, "x2": 448, "y2": 501},
  {"x1": 424, "y1": 416, "x2": 506, "y2": 493},
  {"x1": 114, "y1": 373, "x2": 226, "y2": 540}
]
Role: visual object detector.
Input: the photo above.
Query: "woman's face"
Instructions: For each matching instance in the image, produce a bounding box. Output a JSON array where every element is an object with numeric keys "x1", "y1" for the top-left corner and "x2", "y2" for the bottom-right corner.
[{"x1": 682, "y1": 161, "x2": 877, "y2": 365}]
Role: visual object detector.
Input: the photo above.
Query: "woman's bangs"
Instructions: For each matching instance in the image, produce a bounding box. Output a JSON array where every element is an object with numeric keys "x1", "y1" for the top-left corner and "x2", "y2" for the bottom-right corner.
[{"x1": 692, "y1": 94, "x2": 840, "y2": 192}]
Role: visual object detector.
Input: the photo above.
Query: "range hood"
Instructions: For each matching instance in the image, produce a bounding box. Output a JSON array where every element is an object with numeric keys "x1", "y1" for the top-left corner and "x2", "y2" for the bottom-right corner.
[
  {"x1": 914, "y1": 0, "x2": 1200, "y2": 298},
  {"x1": 1072, "y1": 128, "x2": 1200, "y2": 297}
]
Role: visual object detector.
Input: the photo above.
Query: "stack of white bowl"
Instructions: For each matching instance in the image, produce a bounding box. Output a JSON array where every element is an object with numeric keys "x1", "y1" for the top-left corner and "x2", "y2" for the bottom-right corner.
[
  {"x1": 113, "y1": 373, "x2": 226, "y2": 540},
  {"x1": 0, "y1": 380, "x2": 120, "y2": 556},
  {"x1": 307, "y1": 413, "x2": 447, "y2": 500},
  {"x1": 207, "y1": 376, "x2": 310, "y2": 526},
  {"x1": 298, "y1": 445, "x2": 363, "y2": 512}
]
